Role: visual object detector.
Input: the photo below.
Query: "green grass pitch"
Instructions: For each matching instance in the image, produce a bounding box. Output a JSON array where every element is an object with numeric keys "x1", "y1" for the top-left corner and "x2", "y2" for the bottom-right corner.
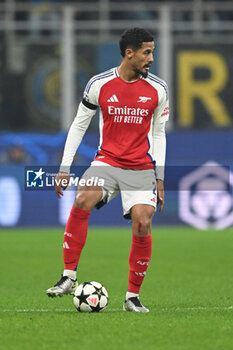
[{"x1": 0, "y1": 227, "x2": 233, "y2": 350}]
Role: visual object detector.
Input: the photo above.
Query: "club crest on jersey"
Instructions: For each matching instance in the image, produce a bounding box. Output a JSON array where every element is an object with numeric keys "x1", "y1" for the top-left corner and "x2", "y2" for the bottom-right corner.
[{"x1": 137, "y1": 96, "x2": 152, "y2": 103}]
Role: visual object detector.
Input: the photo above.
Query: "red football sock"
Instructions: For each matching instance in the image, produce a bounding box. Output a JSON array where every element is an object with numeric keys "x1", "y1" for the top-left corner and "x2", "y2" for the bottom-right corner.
[
  {"x1": 128, "y1": 234, "x2": 152, "y2": 294},
  {"x1": 63, "y1": 206, "x2": 90, "y2": 271}
]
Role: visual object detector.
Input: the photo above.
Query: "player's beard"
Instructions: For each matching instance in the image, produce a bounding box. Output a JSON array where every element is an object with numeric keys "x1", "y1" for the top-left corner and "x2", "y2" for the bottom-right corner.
[{"x1": 134, "y1": 67, "x2": 148, "y2": 79}]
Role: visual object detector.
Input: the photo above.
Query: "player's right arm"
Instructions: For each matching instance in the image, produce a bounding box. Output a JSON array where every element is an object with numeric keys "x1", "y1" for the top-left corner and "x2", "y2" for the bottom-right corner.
[{"x1": 55, "y1": 79, "x2": 99, "y2": 198}]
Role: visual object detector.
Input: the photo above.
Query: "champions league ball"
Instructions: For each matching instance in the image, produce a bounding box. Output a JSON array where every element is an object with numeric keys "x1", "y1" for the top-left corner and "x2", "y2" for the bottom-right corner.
[{"x1": 73, "y1": 281, "x2": 109, "y2": 312}]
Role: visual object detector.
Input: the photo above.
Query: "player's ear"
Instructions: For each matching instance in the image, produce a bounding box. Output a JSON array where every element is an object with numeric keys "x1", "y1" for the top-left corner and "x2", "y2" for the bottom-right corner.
[{"x1": 125, "y1": 47, "x2": 134, "y2": 59}]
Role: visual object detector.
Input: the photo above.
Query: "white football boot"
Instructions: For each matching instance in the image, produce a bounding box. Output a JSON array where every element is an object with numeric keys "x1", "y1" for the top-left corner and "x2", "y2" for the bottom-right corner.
[
  {"x1": 123, "y1": 297, "x2": 149, "y2": 313},
  {"x1": 46, "y1": 275, "x2": 78, "y2": 297}
]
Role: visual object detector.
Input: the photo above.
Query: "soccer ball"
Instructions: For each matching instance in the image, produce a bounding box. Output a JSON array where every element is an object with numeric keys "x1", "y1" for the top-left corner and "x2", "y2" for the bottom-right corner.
[{"x1": 73, "y1": 281, "x2": 108, "y2": 312}]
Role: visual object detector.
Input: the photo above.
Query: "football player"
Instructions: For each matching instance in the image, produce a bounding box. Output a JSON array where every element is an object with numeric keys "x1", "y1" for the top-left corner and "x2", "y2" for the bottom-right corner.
[{"x1": 46, "y1": 27, "x2": 169, "y2": 312}]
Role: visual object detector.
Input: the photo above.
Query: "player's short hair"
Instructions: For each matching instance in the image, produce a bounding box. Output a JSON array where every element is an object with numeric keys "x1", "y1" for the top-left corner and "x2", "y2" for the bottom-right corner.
[{"x1": 119, "y1": 27, "x2": 154, "y2": 57}]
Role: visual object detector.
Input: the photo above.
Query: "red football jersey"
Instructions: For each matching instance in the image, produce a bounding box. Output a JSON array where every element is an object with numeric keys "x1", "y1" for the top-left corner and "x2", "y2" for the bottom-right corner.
[{"x1": 83, "y1": 68, "x2": 169, "y2": 170}]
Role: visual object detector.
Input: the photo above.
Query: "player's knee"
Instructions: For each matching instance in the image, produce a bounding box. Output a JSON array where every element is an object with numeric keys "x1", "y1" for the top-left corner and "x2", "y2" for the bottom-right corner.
[
  {"x1": 74, "y1": 188, "x2": 102, "y2": 211},
  {"x1": 139, "y1": 218, "x2": 151, "y2": 235},
  {"x1": 134, "y1": 216, "x2": 152, "y2": 236},
  {"x1": 74, "y1": 191, "x2": 90, "y2": 210},
  {"x1": 131, "y1": 206, "x2": 154, "y2": 235}
]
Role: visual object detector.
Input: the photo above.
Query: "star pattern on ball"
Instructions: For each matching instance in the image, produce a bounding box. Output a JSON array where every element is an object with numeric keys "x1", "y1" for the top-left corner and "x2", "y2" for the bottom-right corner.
[
  {"x1": 74, "y1": 281, "x2": 108, "y2": 312},
  {"x1": 77, "y1": 288, "x2": 90, "y2": 305},
  {"x1": 93, "y1": 287, "x2": 104, "y2": 297}
]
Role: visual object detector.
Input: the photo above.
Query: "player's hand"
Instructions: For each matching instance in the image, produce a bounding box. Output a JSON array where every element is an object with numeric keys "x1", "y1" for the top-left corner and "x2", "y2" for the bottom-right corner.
[
  {"x1": 157, "y1": 179, "x2": 164, "y2": 212},
  {"x1": 55, "y1": 172, "x2": 70, "y2": 198}
]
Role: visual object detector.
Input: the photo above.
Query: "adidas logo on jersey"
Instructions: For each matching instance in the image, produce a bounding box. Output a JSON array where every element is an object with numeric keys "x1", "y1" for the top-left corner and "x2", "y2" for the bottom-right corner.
[{"x1": 107, "y1": 94, "x2": 119, "y2": 102}]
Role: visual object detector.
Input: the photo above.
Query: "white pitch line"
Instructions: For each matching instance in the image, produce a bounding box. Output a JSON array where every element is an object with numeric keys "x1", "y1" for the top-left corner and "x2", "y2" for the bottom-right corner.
[
  {"x1": 1, "y1": 308, "x2": 74, "y2": 313},
  {"x1": 1, "y1": 306, "x2": 232, "y2": 313},
  {"x1": 160, "y1": 306, "x2": 233, "y2": 311}
]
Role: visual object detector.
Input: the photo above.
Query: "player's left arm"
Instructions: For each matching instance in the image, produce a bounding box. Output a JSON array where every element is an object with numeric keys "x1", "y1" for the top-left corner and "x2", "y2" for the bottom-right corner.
[
  {"x1": 152, "y1": 85, "x2": 169, "y2": 212},
  {"x1": 153, "y1": 122, "x2": 166, "y2": 212}
]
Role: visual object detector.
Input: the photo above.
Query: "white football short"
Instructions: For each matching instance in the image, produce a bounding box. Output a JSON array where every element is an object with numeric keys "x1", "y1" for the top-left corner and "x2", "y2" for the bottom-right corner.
[{"x1": 81, "y1": 161, "x2": 157, "y2": 219}]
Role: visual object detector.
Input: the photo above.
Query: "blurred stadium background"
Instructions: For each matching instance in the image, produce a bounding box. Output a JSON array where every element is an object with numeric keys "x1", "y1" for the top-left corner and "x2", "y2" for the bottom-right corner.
[{"x1": 0, "y1": 0, "x2": 233, "y2": 229}]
